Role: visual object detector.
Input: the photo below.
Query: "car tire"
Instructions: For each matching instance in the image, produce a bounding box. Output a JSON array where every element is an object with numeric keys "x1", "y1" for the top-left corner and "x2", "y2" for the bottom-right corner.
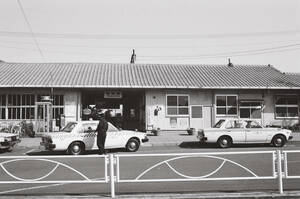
[
  {"x1": 218, "y1": 136, "x2": 232, "y2": 148},
  {"x1": 126, "y1": 138, "x2": 140, "y2": 152},
  {"x1": 68, "y1": 141, "x2": 85, "y2": 155},
  {"x1": 272, "y1": 135, "x2": 286, "y2": 147}
]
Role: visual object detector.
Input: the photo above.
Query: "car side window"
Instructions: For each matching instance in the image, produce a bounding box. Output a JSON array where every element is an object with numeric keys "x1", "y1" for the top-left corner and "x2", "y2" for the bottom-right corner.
[
  {"x1": 225, "y1": 120, "x2": 244, "y2": 129},
  {"x1": 82, "y1": 123, "x2": 97, "y2": 133},
  {"x1": 245, "y1": 121, "x2": 263, "y2": 129},
  {"x1": 107, "y1": 123, "x2": 119, "y2": 132}
]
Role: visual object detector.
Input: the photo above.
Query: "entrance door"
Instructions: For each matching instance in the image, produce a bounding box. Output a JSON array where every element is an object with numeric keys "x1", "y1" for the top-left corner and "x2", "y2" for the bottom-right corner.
[
  {"x1": 122, "y1": 92, "x2": 144, "y2": 131},
  {"x1": 189, "y1": 105, "x2": 204, "y2": 129},
  {"x1": 35, "y1": 102, "x2": 53, "y2": 133}
]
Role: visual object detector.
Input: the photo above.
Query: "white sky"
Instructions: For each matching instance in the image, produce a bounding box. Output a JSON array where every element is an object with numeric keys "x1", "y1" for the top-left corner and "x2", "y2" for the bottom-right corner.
[{"x1": 0, "y1": 0, "x2": 300, "y2": 72}]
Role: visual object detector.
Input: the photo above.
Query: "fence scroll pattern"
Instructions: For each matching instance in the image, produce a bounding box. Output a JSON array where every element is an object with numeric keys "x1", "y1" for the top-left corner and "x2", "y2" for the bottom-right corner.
[{"x1": 0, "y1": 155, "x2": 108, "y2": 184}]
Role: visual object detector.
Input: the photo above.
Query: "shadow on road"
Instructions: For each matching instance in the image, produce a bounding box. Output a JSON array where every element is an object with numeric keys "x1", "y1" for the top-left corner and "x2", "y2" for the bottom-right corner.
[
  {"x1": 179, "y1": 141, "x2": 273, "y2": 149},
  {"x1": 179, "y1": 142, "x2": 218, "y2": 149},
  {"x1": 26, "y1": 148, "x2": 127, "y2": 156}
]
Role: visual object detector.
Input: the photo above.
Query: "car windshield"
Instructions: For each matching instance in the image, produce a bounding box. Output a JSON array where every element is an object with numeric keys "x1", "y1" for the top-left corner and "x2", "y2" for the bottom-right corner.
[
  {"x1": 61, "y1": 122, "x2": 77, "y2": 132},
  {"x1": 213, "y1": 120, "x2": 225, "y2": 128}
]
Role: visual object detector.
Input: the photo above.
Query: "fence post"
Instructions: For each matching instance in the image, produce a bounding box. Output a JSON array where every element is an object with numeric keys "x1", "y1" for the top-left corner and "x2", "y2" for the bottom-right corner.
[
  {"x1": 277, "y1": 150, "x2": 283, "y2": 194},
  {"x1": 109, "y1": 154, "x2": 116, "y2": 198}
]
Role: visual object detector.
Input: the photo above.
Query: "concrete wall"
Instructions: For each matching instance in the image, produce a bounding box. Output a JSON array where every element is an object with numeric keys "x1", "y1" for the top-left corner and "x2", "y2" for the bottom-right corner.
[
  {"x1": 145, "y1": 89, "x2": 213, "y2": 130},
  {"x1": 1, "y1": 88, "x2": 299, "y2": 131},
  {"x1": 145, "y1": 89, "x2": 300, "y2": 131}
]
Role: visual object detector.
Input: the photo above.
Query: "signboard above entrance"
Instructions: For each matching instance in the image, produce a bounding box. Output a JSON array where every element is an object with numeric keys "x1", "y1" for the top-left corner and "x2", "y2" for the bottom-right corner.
[{"x1": 104, "y1": 91, "x2": 122, "y2": 99}]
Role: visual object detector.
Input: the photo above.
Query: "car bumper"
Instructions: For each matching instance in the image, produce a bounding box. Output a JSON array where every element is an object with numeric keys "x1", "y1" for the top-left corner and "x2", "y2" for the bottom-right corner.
[
  {"x1": 288, "y1": 136, "x2": 293, "y2": 140},
  {"x1": 142, "y1": 137, "x2": 149, "y2": 143},
  {"x1": 40, "y1": 142, "x2": 56, "y2": 150},
  {"x1": 0, "y1": 140, "x2": 20, "y2": 149}
]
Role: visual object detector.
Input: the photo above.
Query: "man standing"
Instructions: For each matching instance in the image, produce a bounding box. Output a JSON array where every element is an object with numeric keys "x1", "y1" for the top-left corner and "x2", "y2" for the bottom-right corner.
[{"x1": 95, "y1": 111, "x2": 108, "y2": 155}]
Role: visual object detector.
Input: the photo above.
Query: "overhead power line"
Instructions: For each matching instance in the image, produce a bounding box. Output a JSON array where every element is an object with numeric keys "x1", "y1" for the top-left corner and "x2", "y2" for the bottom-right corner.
[
  {"x1": 17, "y1": 0, "x2": 44, "y2": 61},
  {"x1": 0, "y1": 38, "x2": 299, "y2": 49},
  {"x1": 0, "y1": 30, "x2": 299, "y2": 39},
  {"x1": 139, "y1": 43, "x2": 300, "y2": 58}
]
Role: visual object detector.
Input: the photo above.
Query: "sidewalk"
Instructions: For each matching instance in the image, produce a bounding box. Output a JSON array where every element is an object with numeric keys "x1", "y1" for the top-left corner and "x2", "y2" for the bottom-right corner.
[{"x1": 18, "y1": 131, "x2": 300, "y2": 148}]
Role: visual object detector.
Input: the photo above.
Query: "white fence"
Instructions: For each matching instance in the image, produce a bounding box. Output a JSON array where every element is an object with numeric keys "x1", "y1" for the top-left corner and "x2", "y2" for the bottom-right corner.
[
  {"x1": 0, "y1": 150, "x2": 299, "y2": 198},
  {"x1": 0, "y1": 155, "x2": 108, "y2": 184}
]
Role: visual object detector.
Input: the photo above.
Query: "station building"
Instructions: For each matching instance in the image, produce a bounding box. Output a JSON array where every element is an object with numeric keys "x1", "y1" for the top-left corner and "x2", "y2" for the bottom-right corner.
[{"x1": 0, "y1": 62, "x2": 299, "y2": 133}]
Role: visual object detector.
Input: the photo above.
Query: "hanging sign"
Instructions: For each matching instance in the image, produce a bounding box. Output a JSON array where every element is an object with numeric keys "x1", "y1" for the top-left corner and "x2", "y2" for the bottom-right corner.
[{"x1": 104, "y1": 91, "x2": 122, "y2": 99}]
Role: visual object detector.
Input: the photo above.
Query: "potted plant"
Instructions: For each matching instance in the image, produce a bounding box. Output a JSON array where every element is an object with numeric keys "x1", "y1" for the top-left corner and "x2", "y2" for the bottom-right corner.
[
  {"x1": 151, "y1": 127, "x2": 161, "y2": 136},
  {"x1": 187, "y1": 128, "x2": 195, "y2": 135}
]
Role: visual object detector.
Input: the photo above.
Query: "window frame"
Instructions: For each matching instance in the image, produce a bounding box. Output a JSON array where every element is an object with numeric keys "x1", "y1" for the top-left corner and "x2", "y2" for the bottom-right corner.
[
  {"x1": 275, "y1": 95, "x2": 299, "y2": 119},
  {"x1": 166, "y1": 94, "x2": 190, "y2": 117},
  {"x1": 239, "y1": 101, "x2": 263, "y2": 119},
  {"x1": 0, "y1": 93, "x2": 65, "y2": 120},
  {"x1": 215, "y1": 95, "x2": 238, "y2": 116},
  {"x1": 6, "y1": 94, "x2": 35, "y2": 120}
]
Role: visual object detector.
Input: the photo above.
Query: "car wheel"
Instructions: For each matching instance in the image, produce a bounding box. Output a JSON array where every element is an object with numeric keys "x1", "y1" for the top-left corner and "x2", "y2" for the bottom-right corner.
[
  {"x1": 68, "y1": 141, "x2": 85, "y2": 155},
  {"x1": 272, "y1": 135, "x2": 286, "y2": 147},
  {"x1": 126, "y1": 138, "x2": 140, "y2": 152},
  {"x1": 218, "y1": 136, "x2": 232, "y2": 148}
]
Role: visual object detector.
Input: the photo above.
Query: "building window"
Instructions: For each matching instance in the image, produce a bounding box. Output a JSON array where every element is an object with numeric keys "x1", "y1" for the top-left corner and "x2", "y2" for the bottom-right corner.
[
  {"x1": 166, "y1": 95, "x2": 189, "y2": 116},
  {"x1": 7, "y1": 94, "x2": 35, "y2": 119},
  {"x1": 0, "y1": 94, "x2": 64, "y2": 120},
  {"x1": 275, "y1": 96, "x2": 298, "y2": 118},
  {"x1": 239, "y1": 101, "x2": 262, "y2": 119},
  {"x1": 216, "y1": 95, "x2": 237, "y2": 116},
  {"x1": 191, "y1": 105, "x2": 203, "y2": 118},
  {"x1": 0, "y1": 94, "x2": 6, "y2": 119}
]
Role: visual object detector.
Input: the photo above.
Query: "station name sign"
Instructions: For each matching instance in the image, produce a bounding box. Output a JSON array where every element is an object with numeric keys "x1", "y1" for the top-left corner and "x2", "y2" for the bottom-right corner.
[{"x1": 104, "y1": 91, "x2": 122, "y2": 99}]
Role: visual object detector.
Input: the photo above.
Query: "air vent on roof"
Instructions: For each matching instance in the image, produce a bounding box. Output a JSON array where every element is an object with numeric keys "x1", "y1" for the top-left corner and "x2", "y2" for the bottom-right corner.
[
  {"x1": 130, "y1": 49, "x2": 136, "y2": 64},
  {"x1": 227, "y1": 58, "x2": 233, "y2": 67}
]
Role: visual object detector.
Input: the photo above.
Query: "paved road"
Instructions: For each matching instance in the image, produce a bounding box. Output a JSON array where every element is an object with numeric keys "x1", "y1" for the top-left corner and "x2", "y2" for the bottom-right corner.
[{"x1": 0, "y1": 143, "x2": 300, "y2": 196}]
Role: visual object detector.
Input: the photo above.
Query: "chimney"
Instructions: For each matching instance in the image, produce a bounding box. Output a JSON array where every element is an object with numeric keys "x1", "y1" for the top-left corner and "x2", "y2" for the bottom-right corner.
[
  {"x1": 130, "y1": 49, "x2": 136, "y2": 64},
  {"x1": 228, "y1": 58, "x2": 233, "y2": 67}
]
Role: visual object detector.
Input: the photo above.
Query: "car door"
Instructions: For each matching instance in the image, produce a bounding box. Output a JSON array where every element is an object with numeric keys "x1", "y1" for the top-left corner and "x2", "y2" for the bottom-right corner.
[
  {"x1": 81, "y1": 123, "x2": 97, "y2": 150},
  {"x1": 245, "y1": 121, "x2": 267, "y2": 143},
  {"x1": 224, "y1": 120, "x2": 246, "y2": 143},
  {"x1": 105, "y1": 123, "x2": 124, "y2": 148}
]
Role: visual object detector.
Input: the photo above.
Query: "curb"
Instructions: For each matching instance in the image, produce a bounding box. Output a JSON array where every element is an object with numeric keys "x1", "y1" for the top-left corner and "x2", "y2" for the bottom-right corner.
[
  {"x1": 19, "y1": 140, "x2": 300, "y2": 149},
  {"x1": 1, "y1": 191, "x2": 300, "y2": 199}
]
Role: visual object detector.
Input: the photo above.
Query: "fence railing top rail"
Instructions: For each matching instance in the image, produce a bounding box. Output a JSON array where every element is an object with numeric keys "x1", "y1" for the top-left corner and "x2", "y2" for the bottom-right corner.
[
  {"x1": 0, "y1": 154, "x2": 108, "y2": 159},
  {"x1": 115, "y1": 150, "x2": 276, "y2": 157}
]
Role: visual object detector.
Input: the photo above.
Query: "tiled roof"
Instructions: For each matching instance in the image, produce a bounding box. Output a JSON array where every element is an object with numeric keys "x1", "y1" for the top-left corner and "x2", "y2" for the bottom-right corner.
[
  {"x1": 0, "y1": 62, "x2": 299, "y2": 89},
  {"x1": 285, "y1": 73, "x2": 300, "y2": 86}
]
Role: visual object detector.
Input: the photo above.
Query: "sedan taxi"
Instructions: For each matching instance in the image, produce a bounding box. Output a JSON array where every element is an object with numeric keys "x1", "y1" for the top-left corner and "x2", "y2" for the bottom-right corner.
[
  {"x1": 0, "y1": 132, "x2": 20, "y2": 151},
  {"x1": 40, "y1": 121, "x2": 149, "y2": 155},
  {"x1": 197, "y1": 119, "x2": 293, "y2": 148}
]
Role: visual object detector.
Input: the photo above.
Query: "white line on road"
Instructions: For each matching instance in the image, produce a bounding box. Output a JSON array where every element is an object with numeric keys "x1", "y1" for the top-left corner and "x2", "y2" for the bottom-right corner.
[
  {"x1": 0, "y1": 183, "x2": 62, "y2": 194},
  {"x1": 0, "y1": 178, "x2": 104, "y2": 194},
  {"x1": 288, "y1": 160, "x2": 300, "y2": 163},
  {"x1": 24, "y1": 149, "x2": 36, "y2": 155}
]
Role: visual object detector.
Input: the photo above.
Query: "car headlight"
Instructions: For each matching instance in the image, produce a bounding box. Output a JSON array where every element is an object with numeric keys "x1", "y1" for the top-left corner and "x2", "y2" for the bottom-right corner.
[{"x1": 5, "y1": 137, "x2": 11, "y2": 142}]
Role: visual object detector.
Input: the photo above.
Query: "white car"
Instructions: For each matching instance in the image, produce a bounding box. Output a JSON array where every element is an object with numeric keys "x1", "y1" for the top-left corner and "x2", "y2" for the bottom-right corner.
[
  {"x1": 40, "y1": 121, "x2": 149, "y2": 155},
  {"x1": 197, "y1": 119, "x2": 293, "y2": 148},
  {"x1": 0, "y1": 132, "x2": 20, "y2": 151}
]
